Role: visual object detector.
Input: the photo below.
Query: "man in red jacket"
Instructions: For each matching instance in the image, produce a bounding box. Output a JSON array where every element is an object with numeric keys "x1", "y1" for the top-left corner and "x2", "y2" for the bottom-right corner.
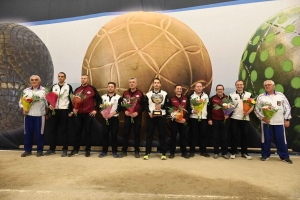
[
  {"x1": 120, "y1": 78, "x2": 144, "y2": 158},
  {"x1": 68, "y1": 75, "x2": 101, "y2": 157},
  {"x1": 168, "y1": 85, "x2": 189, "y2": 159},
  {"x1": 208, "y1": 84, "x2": 230, "y2": 159}
]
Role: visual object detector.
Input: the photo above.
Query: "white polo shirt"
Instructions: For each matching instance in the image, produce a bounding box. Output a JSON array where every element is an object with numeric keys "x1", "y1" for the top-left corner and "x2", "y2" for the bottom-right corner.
[{"x1": 229, "y1": 91, "x2": 252, "y2": 121}]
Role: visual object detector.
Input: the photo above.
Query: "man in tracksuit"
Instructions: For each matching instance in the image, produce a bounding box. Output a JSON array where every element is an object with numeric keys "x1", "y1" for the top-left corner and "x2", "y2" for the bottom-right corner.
[
  {"x1": 229, "y1": 80, "x2": 253, "y2": 160},
  {"x1": 169, "y1": 84, "x2": 189, "y2": 159},
  {"x1": 144, "y1": 78, "x2": 169, "y2": 160},
  {"x1": 44, "y1": 72, "x2": 73, "y2": 157},
  {"x1": 188, "y1": 82, "x2": 210, "y2": 158},
  {"x1": 99, "y1": 82, "x2": 122, "y2": 158},
  {"x1": 20, "y1": 75, "x2": 48, "y2": 157},
  {"x1": 207, "y1": 84, "x2": 230, "y2": 159},
  {"x1": 68, "y1": 75, "x2": 101, "y2": 157},
  {"x1": 120, "y1": 78, "x2": 144, "y2": 158},
  {"x1": 254, "y1": 80, "x2": 292, "y2": 164}
]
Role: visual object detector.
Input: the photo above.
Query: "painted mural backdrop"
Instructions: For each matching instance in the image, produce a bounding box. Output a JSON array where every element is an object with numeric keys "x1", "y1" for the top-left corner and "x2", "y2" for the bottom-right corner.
[{"x1": 0, "y1": 1, "x2": 299, "y2": 151}]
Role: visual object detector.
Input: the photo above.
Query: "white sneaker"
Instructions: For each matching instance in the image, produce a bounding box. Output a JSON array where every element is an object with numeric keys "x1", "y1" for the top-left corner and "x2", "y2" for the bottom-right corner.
[
  {"x1": 242, "y1": 153, "x2": 252, "y2": 160},
  {"x1": 230, "y1": 154, "x2": 236, "y2": 159}
]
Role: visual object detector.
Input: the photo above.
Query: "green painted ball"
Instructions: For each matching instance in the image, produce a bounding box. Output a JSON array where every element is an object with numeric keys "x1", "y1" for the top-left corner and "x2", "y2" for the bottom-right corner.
[{"x1": 239, "y1": 6, "x2": 300, "y2": 151}]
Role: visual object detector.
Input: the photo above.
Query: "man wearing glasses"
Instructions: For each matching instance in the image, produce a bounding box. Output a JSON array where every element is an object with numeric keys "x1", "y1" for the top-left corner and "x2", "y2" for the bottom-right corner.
[
  {"x1": 19, "y1": 75, "x2": 48, "y2": 157},
  {"x1": 44, "y1": 72, "x2": 73, "y2": 157},
  {"x1": 254, "y1": 80, "x2": 292, "y2": 164}
]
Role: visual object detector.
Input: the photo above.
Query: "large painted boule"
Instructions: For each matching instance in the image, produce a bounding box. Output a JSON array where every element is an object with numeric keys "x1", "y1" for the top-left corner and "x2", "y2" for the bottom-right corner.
[
  {"x1": 0, "y1": 23, "x2": 54, "y2": 132},
  {"x1": 82, "y1": 12, "x2": 212, "y2": 144}
]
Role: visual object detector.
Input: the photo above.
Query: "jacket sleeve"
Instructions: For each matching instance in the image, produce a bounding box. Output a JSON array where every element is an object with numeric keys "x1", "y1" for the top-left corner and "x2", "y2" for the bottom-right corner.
[
  {"x1": 137, "y1": 92, "x2": 145, "y2": 114},
  {"x1": 254, "y1": 95, "x2": 264, "y2": 121},
  {"x1": 207, "y1": 96, "x2": 213, "y2": 120},
  {"x1": 282, "y1": 94, "x2": 292, "y2": 120},
  {"x1": 68, "y1": 84, "x2": 73, "y2": 112},
  {"x1": 184, "y1": 96, "x2": 190, "y2": 121},
  {"x1": 144, "y1": 94, "x2": 150, "y2": 113},
  {"x1": 161, "y1": 94, "x2": 170, "y2": 109},
  {"x1": 91, "y1": 86, "x2": 101, "y2": 112},
  {"x1": 116, "y1": 96, "x2": 122, "y2": 113}
]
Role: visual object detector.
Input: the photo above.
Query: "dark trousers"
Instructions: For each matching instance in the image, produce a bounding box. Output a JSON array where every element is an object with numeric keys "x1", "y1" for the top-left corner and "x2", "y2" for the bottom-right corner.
[
  {"x1": 73, "y1": 113, "x2": 94, "y2": 151},
  {"x1": 170, "y1": 120, "x2": 187, "y2": 154},
  {"x1": 122, "y1": 114, "x2": 142, "y2": 153},
  {"x1": 261, "y1": 124, "x2": 289, "y2": 159},
  {"x1": 145, "y1": 115, "x2": 167, "y2": 154},
  {"x1": 212, "y1": 119, "x2": 228, "y2": 155},
  {"x1": 189, "y1": 118, "x2": 208, "y2": 153},
  {"x1": 101, "y1": 117, "x2": 119, "y2": 153},
  {"x1": 230, "y1": 118, "x2": 249, "y2": 155},
  {"x1": 24, "y1": 116, "x2": 45, "y2": 152},
  {"x1": 49, "y1": 109, "x2": 69, "y2": 151}
]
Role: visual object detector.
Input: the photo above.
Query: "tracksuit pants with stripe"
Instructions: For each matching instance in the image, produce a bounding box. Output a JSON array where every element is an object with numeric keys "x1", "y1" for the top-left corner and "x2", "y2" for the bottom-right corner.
[
  {"x1": 261, "y1": 123, "x2": 289, "y2": 159},
  {"x1": 24, "y1": 115, "x2": 45, "y2": 153}
]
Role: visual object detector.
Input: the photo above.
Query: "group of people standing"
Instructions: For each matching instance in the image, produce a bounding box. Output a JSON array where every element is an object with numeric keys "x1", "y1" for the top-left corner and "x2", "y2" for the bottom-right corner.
[{"x1": 19, "y1": 73, "x2": 293, "y2": 164}]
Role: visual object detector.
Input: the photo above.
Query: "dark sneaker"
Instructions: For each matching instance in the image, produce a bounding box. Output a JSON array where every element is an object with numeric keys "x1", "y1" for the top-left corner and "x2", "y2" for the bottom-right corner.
[
  {"x1": 99, "y1": 152, "x2": 107, "y2": 158},
  {"x1": 189, "y1": 152, "x2": 195, "y2": 157},
  {"x1": 282, "y1": 158, "x2": 293, "y2": 164},
  {"x1": 36, "y1": 152, "x2": 44, "y2": 157},
  {"x1": 21, "y1": 152, "x2": 32, "y2": 157},
  {"x1": 44, "y1": 150, "x2": 56, "y2": 156},
  {"x1": 261, "y1": 157, "x2": 269, "y2": 161},
  {"x1": 113, "y1": 153, "x2": 120, "y2": 158},
  {"x1": 200, "y1": 152, "x2": 210, "y2": 157},
  {"x1": 222, "y1": 154, "x2": 229, "y2": 159},
  {"x1": 242, "y1": 153, "x2": 252, "y2": 160},
  {"x1": 68, "y1": 150, "x2": 79, "y2": 157},
  {"x1": 119, "y1": 152, "x2": 127, "y2": 157},
  {"x1": 169, "y1": 154, "x2": 175, "y2": 159},
  {"x1": 85, "y1": 150, "x2": 91, "y2": 157},
  {"x1": 181, "y1": 154, "x2": 190, "y2": 159},
  {"x1": 61, "y1": 150, "x2": 67, "y2": 157},
  {"x1": 134, "y1": 152, "x2": 140, "y2": 158}
]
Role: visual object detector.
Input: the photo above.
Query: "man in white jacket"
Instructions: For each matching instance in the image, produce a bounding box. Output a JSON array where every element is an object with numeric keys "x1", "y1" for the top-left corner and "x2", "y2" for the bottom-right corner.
[
  {"x1": 19, "y1": 75, "x2": 48, "y2": 157},
  {"x1": 254, "y1": 80, "x2": 292, "y2": 164},
  {"x1": 229, "y1": 80, "x2": 253, "y2": 160},
  {"x1": 44, "y1": 72, "x2": 73, "y2": 157}
]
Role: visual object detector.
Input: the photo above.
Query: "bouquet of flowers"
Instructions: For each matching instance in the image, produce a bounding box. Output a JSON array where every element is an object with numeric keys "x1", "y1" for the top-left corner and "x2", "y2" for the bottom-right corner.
[
  {"x1": 167, "y1": 106, "x2": 187, "y2": 125},
  {"x1": 121, "y1": 97, "x2": 138, "y2": 123},
  {"x1": 45, "y1": 90, "x2": 66, "y2": 115},
  {"x1": 242, "y1": 97, "x2": 256, "y2": 120},
  {"x1": 70, "y1": 91, "x2": 86, "y2": 116},
  {"x1": 258, "y1": 102, "x2": 279, "y2": 129},
  {"x1": 190, "y1": 98, "x2": 208, "y2": 121},
  {"x1": 20, "y1": 92, "x2": 41, "y2": 113},
  {"x1": 100, "y1": 102, "x2": 114, "y2": 125},
  {"x1": 214, "y1": 98, "x2": 237, "y2": 124}
]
